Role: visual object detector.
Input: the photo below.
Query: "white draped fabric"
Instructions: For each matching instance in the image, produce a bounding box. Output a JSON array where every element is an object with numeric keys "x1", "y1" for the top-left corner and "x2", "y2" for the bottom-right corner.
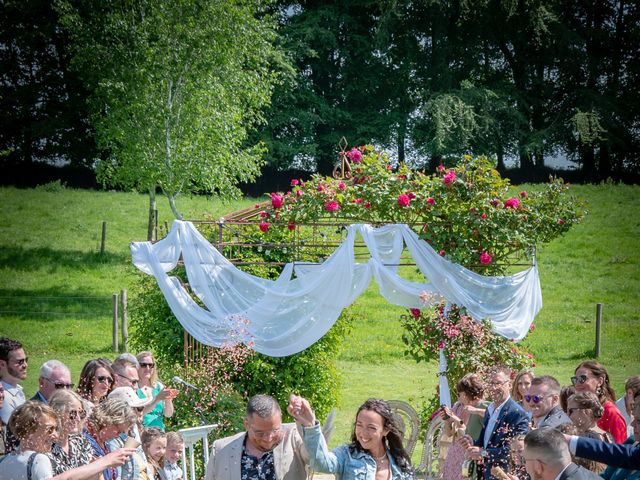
[{"x1": 131, "y1": 221, "x2": 542, "y2": 357}]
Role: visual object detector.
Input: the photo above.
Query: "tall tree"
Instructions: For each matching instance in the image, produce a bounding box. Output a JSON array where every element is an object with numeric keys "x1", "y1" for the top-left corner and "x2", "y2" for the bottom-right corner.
[{"x1": 58, "y1": 0, "x2": 284, "y2": 221}]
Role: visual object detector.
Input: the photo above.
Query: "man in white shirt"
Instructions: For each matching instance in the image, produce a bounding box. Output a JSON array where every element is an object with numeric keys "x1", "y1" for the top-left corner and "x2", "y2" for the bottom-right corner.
[
  {"x1": 0, "y1": 337, "x2": 28, "y2": 424},
  {"x1": 524, "y1": 427, "x2": 600, "y2": 479}
]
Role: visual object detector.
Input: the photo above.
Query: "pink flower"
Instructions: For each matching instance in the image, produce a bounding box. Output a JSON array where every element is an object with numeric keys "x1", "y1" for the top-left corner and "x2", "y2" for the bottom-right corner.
[
  {"x1": 259, "y1": 221, "x2": 270, "y2": 233},
  {"x1": 259, "y1": 211, "x2": 268, "y2": 218},
  {"x1": 296, "y1": 189, "x2": 303, "y2": 197},
  {"x1": 437, "y1": 340, "x2": 446, "y2": 349},
  {"x1": 504, "y1": 197, "x2": 520, "y2": 209},
  {"x1": 346, "y1": 148, "x2": 362, "y2": 163},
  {"x1": 427, "y1": 197, "x2": 435, "y2": 205},
  {"x1": 287, "y1": 221, "x2": 296, "y2": 231},
  {"x1": 557, "y1": 218, "x2": 565, "y2": 225},
  {"x1": 352, "y1": 197, "x2": 362, "y2": 204},
  {"x1": 490, "y1": 199, "x2": 500, "y2": 206},
  {"x1": 291, "y1": 179, "x2": 299, "y2": 186},
  {"x1": 437, "y1": 164, "x2": 445, "y2": 172},
  {"x1": 407, "y1": 191, "x2": 416, "y2": 199},
  {"x1": 317, "y1": 184, "x2": 325, "y2": 192},
  {"x1": 271, "y1": 193, "x2": 283, "y2": 209},
  {"x1": 481, "y1": 213, "x2": 487, "y2": 219},
  {"x1": 479, "y1": 252, "x2": 492, "y2": 265},
  {"x1": 364, "y1": 201, "x2": 371, "y2": 209},
  {"x1": 443, "y1": 169, "x2": 456, "y2": 185},
  {"x1": 397, "y1": 194, "x2": 411, "y2": 207},
  {"x1": 338, "y1": 182, "x2": 346, "y2": 191},
  {"x1": 325, "y1": 200, "x2": 340, "y2": 212},
  {"x1": 254, "y1": 203, "x2": 260, "y2": 209},
  {"x1": 410, "y1": 308, "x2": 421, "y2": 319},
  {"x1": 439, "y1": 250, "x2": 445, "y2": 257},
  {"x1": 520, "y1": 191, "x2": 527, "y2": 198},
  {"x1": 529, "y1": 323, "x2": 536, "y2": 332}
]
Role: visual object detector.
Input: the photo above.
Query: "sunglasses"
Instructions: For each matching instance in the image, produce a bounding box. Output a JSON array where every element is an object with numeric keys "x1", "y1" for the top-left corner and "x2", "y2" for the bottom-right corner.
[
  {"x1": 44, "y1": 378, "x2": 74, "y2": 390},
  {"x1": 13, "y1": 357, "x2": 28, "y2": 366},
  {"x1": 524, "y1": 394, "x2": 550, "y2": 404},
  {"x1": 570, "y1": 374, "x2": 589, "y2": 385},
  {"x1": 96, "y1": 375, "x2": 113, "y2": 384},
  {"x1": 68, "y1": 409, "x2": 87, "y2": 420},
  {"x1": 139, "y1": 362, "x2": 155, "y2": 369},
  {"x1": 115, "y1": 373, "x2": 139, "y2": 386}
]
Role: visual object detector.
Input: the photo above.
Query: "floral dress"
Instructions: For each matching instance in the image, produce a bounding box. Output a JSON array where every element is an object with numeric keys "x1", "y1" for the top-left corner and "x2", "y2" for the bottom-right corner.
[{"x1": 47, "y1": 434, "x2": 94, "y2": 475}]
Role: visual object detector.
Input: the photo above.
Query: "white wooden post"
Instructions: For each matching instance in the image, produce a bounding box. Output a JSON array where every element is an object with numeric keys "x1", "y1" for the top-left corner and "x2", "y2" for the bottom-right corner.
[{"x1": 178, "y1": 424, "x2": 218, "y2": 480}]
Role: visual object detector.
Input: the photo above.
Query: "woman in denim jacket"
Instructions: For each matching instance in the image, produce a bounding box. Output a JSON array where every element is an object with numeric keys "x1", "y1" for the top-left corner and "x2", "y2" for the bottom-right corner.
[{"x1": 288, "y1": 395, "x2": 413, "y2": 480}]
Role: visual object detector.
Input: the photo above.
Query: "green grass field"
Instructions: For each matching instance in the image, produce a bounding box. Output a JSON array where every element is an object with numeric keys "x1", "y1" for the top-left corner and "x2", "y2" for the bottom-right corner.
[{"x1": 0, "y1": 183, "x2": 638, "y2": 447}]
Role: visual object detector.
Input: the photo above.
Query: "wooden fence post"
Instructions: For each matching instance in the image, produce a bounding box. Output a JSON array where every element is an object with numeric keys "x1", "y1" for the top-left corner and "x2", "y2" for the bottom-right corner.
[
  {"x1": 112, "y1": 294, "x2": 119, "y2": 352},
  {"x1": 100, "y1": 221, "x2": 107, "y2": 254},
  {"x1": 121, "y1": 289, "x2": 128, "y2": 352},
  {"x1": 595, "y1": 303, "x2": 603, "y2": 358}
]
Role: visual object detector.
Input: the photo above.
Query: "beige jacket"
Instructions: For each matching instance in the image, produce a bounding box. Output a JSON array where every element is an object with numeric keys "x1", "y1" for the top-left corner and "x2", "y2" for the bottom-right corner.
[{"x1": 204, "y1": 423, "x2": 310, "y2": 480}]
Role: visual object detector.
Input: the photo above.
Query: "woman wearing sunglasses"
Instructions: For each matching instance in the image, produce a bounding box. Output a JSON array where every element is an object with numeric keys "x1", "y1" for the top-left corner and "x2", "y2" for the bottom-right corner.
[
  {"x1": 136, "y1": 352, "x2": 176, "y2": 430},
  {"x1": 77, "y1": 359, "x2": 115, "y2": 415},
  {"x1": 0, "y1": 400, "x2": 134, "y2": 480},
  {"x1": 572, "y1": 360, "x2": 627, "y2": 443},
  {"x1": 46, "y1": 390, "x2": 93, "y2": 475}
]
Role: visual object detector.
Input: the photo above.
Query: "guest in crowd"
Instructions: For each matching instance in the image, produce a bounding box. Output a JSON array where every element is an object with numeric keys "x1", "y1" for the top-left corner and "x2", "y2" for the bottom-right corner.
[
  {"x1": 46, "y1": 389, "x2": 93, "y2": 475},
  {"x1": 460, "y1": 365, "x2": 530, "y2": 479},
  {"x1": 0, "y1": 337, "x2": 28, "y2": 425},
  {"x1": 571, "y1": 360, "x2": 627, "y2": 442},
  {"x1": 83, "y1": 397, "x2": 137, "y2": 480},
  {"x1": 491, "y1": 435, "x2": 530, "y2": 480},
  {"x1": 441, "y1": 373, "x2": 488, "y2": 480},
  {"x1": 523, "y1": 427, "x2": 601, "y2": 479},
  {"x1": 115, "y1": 353, "x2": 140, "y2": 369},
  {"x1": 615, "y1": 375, "x2": 640, "y2": 439},
  {"x1": 142, "y1": 427, "x2": 168, "y2": 480},
  {"x1": 567, "y1": 392, "x2": 612, "y2": 443},
  {"x1": 164, "y1": 431, "x2": 184, "y2": 480},
  {"x1": 205, "y1": 394, "x2": 309, "y2": 480},
  {"x1": 77, "y1": 358, "x2": 115, "y2": 413},
  {"x1": 600, "y1": 401, "x2": 640, "y2": 480},
  {"x1": 0, "y1": 400, "x2": 134, "y2": 480},
  {"x1": 526, "y1": 376, "x2": 571, "y2": 429},
  {"x1": 32, "y1": 360, "x2": 73, "y2": 404},
  {"x1": 112, "y1": 358, "x2": 140, "y2": 390},
  {"x1": 512, "y1": 370, "x2": 534, "y2": 415},
  {"x1": 288, "y1": 394, "x2": 413, "y2": 480},
  {"x1": 136, "y1": 351, "x2": 176, "y2": 430},
  {"x1": 560, "y1": 385, "x2": 576, "y2": 414}
]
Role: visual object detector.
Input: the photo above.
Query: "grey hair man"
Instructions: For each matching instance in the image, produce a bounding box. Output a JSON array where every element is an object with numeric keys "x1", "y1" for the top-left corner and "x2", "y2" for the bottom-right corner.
[
  {"x1": 32, "y1": 360, "x2": 73, "y2": 403},
  {"x1": 524, "y1": 428, "x2": 600, "y2": 480},
  {"x1": 114, "y1": 353, "x2": 140, "y2": 369},
  {"x1": 112, "y1": 358, "x2": 140, "y2": 390},
  {"x1": 526, "y1": 375, "x2": 572, "y2": 428},
  {"x1": 205, "y1": 394, "x2": 310, "y2": 480}
]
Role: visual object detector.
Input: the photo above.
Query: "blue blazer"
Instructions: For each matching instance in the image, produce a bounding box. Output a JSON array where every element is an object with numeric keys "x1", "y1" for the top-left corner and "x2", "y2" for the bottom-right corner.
[
  {"x1": 475, "y1": 397, "x2": 529, "y2": 479},
  {"x1": 576, "y1": 435, "x2": 640, "y2": 471}
]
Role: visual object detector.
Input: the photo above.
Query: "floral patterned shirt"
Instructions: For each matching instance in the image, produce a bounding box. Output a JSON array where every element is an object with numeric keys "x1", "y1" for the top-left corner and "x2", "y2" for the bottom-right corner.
[
  {"x1": 47, "y1": 434, "x2": 94, "y2": 475},
  {"x1": 240, "y1": 437, "x2": 276, "y2": 480}
]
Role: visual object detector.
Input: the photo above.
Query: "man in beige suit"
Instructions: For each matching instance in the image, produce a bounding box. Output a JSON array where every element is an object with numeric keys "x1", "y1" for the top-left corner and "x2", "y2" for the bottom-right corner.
[{"x1": 205, "y1": 394, "x2": 310, "y2": 480}]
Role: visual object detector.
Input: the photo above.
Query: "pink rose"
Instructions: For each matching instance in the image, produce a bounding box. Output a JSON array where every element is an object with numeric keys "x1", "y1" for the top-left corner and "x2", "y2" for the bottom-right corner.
[
  {"x1": 325, "y1": 200, "x2": 340, "y2": 212},
  {"x1": 529, "y1": 323, "x2": 536, "y2": 332},
  {"x1": 437, "y1": 164, "x2": 445, "y2": 172},
  {"x1": 352, "y1": 197, "x2": 363, "y2": 204},
  {"x1": 479, "y1": 252, "x2": 492, "y2": 265},
  {"x1": 291, "y1": 179, "x2": 299, "y2": 186},
  {"x1": 397, "y1": 194, "x2": 411, "y2": 207},
  {"x1": 427, "y1": 197, "x2": 435, "y2": 205},
  {"x1": 254, "y1": 203, "x2": 260, "y2": 209},
  {"x1": 437, "y1": 340, "x2": 446, "y2": 349},
  {"x1": 259, "y1": 211, "x2": 268, "y2": 218},
  {"x1": 443, "y1": 169, "x2": 456, "y2": 185},
  {"x1": 296, "y1": 189, "x2": 303, "y2": 197},
  {"x1": 520, "y1": 191, "x2": 527, "y2": 198},
  {"x1": 364, "y1": 201, "x2": 371, "y2": 209},
  {"x1": 287, "y1": 221, "x2": 296, "y2": 231},
  {"x1": 346, "y1": 148, "x2": 363, "y2": 163},
  {"x1": 407, "y1": 191, "x2": 416, "y2": 199},
  {"x1": 338, "y1": 182, "x2": 346, "y2": 191},
  {"x1": 490, "y1": 199, "x2": 500, "y2": 206},
  {"x1": 557, "y1": 218, "x2": 565, "y2": 225},
  {"x1": 439, "y1": 250, "x2": 445, "y2": 257},
  {"x1": 481, "y1": 213, "x2": 487, "y2": 219},
  {"x1": 317, "y1": 184, "x2": 325, "y2": 192},
  {"x1": 504, "y1": 197, "x2": 520, "y2": 209},
  {"x1": 259, "y1": 221, "x2": 270, "y2": 233},
  {"x1": 271, "y1": 193, "x2": 283, "y2": 209},
  {"x1": 410, "y1": 308, "x2": 421, "y2": 319}
]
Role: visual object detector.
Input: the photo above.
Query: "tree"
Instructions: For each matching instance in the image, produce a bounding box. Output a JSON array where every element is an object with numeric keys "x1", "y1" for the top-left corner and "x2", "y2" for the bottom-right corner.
[{"x1": 58, "y1": 0, "x2": 285, "y2": 224}]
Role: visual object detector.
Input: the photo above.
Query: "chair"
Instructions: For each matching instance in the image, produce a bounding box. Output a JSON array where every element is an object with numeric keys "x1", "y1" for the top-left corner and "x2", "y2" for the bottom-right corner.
[{"x1": 178, "y1": 424, "x2": 218, "y2": 480}]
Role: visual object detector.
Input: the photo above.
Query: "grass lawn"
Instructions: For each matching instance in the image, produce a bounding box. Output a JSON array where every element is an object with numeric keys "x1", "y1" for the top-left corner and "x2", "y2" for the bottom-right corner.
[{"x1": 0, "y1": 183, "x2": 638, "y2": 448}]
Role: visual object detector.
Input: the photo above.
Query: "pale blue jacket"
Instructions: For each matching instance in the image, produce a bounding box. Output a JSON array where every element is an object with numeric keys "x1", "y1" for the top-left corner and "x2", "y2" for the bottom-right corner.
[{"x1": 302, "y1": 424, "x2": 413, "y2": 480}]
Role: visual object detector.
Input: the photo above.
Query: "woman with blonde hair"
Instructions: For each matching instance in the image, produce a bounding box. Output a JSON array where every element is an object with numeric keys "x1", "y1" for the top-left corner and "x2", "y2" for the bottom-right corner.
[
  {"x1": 136, "y1": 352, "x2": 176, "y2": 430},
  {"x1": 511, "y1": 370, "x2": 534, "y2": 416},
  {"x1": 571, "y1": 360, "x2": 627, "y2": 442}
]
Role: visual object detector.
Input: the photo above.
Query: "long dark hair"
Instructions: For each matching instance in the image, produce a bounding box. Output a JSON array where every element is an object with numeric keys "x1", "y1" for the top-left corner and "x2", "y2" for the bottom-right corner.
[
  {"x1": 575, "y1": 360, "x2": 616, "y2": 403},
  {"x1": 77, "y1": 358, "x2": 114, "y2": 403},
  {"x1": 349, "y1": 398, "x2": 412, "y2": 474}
]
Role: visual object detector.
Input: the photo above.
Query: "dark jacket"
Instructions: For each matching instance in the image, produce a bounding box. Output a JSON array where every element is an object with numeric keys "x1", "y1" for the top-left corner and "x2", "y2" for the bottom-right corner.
[
  {"x1": 557, "y1": 462, "x2": 602, "y2": 479},
  {"x1": 575, "y1": 436, "x2": 640, "y2": 470}
]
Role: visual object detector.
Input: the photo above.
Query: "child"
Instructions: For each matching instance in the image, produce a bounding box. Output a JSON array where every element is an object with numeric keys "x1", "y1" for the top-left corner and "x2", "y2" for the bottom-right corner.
[
  {"x1": 141, "y1": 427, "x2": 168, "y2": 480},
  {"x1": 491, "y1": 435, "x2": 530, "y2": 480},
  {"x1": 163, "y1": 431, "x2": 184, "y2": 480}
]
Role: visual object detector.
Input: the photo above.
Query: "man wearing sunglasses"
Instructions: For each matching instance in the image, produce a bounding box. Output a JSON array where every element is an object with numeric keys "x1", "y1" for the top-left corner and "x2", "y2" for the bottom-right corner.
[
  {"x1": 0, "y1": 337, "x2": 28, "y2": 424},
  {"x1": 31, "y1": 359, "x2": 73, "y2": 403},
  {"x1": 527, "y1": 376, "x2": 572, "y2": 429}
]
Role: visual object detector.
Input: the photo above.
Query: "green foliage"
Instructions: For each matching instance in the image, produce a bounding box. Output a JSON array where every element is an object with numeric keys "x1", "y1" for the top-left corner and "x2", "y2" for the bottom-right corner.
[{"x1": 35, "y1": 180, "x2": 67, "y2": 192}]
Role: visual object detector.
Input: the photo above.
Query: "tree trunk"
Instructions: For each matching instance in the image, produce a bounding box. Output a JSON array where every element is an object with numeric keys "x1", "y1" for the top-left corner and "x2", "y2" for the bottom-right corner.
[
  {"x1": 147, "y1": 188, "x2": 156, "y2": 241},
  {"x1": 496, "y1": 144, "x2": 505, "y2": 173},
  {"x1": 397, "y1": 116, "x2": 406, "y2": 165},
  {"x1": 167, "y1": 194, "x2": 183, "y2": 220}
]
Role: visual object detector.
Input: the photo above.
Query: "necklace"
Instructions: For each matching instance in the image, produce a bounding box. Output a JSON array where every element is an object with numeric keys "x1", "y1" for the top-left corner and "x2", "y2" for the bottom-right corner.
[{"x1": 373, "y1": 452, "x2": 387, "y2": 462}]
